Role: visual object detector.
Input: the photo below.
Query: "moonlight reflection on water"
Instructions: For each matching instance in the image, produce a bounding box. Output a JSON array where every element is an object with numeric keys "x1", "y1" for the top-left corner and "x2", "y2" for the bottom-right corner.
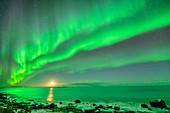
[{"x1": 47, "y1": 88, "x2": 53, "y2": 102}]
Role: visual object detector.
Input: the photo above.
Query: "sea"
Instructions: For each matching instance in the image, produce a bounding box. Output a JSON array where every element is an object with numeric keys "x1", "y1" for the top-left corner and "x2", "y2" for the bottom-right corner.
[{"x1": 0, "y1": 85, "x2": 170, "y2": 106}]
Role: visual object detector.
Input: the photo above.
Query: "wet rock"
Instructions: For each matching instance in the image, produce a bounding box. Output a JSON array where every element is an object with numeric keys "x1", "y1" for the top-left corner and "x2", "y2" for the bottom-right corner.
[
  {"x1": 61, "y1": 107, "x2": 83, "y2": 113},
  {"x1": 75, "y1": 109, "x2": 84, "y2": 113},
  {"x1": 0, "y1": 100, "x2": 7, "y2": 104},
  {"x1": 114, "y1": 106, "x2": 120, "y2": 110},
  {"x1": 68, "y1": 103, "x2": 73, "y2": 106},
  {"x1": 166, "y1": 107, "x2": 170, "y2": 110},
  {"x1": 148, "y1": 108, "x2": 152, "y2": 111},
  {"x1": 85, "y1": 109, "x2": 100, "y2": 113},
  {"x1": 75, "y1": 99, "x2": 81, "y2": 103},
  {"x1": 50, "y1": 103, "x2": 56, "y2": 107},
  {"x1": 63, "y1": 103, "x2": 75, "y2": 110},
  {"x1": 12, "y1": 100, "x2": 16, "y2": 103},
  {"x1": 141, "y1": 104, "x2": 148, "y2": 108},
  {"x1": 0, "y1": 96, "x2": 7, "y2": 100},
  {"x1": 7, "y1": 103, "x2": 14, "y2": 111},
  {"x1": 19, "y1": 102, "x2": 25, "y2": 104},
  {"x1": 93, "y1": 104, "x2": 96, "y2": 106},
  {"x1": 24, "y1": 105, "x2": 32, "y2": 112},
  {"x1": 25, "y1": 102, "x2": 31, "y2": 104},
  {"x1": 38, "y1": 104, "x2": 44, "y2": 109},
  {"x1": 149, "y1": 99, "x2": 167, "y2": 108},
  {"x1": 66, "y1": 106, "x2": 75, "y2": 110},
  {"x1": 52, "y1": 108, "x2": 61, "y2": 112},
  {"x1": 18, "y1": 104, "x2": 25, "y2": 109},
  {"x1": 0, "y1": 107, "x2": 4, "y2": 112},
  {"x1": 18, "y1": 109, "x2": 25, "y2": 113},
  {"x1": 32, "y1": 105, "x2": 38, "y2": 109},
  {"x1": 69, "y1": 108, "x2": 83, "y2": 113},
  {"x1": 0, "y1": 93, "x2": 3, "y2": 96},
  {"x1": 98, "y1": 104, "x2": 105, "y2": 109},
  {"x1": 45, "y1": 103, "x2": 57, "y2": 109},
  {"x1": 107, "y1": 106, "x2": 112, "y2": 109},
  {"x1": 128, "y1": 111, "x2": 135, "y2": 113}
]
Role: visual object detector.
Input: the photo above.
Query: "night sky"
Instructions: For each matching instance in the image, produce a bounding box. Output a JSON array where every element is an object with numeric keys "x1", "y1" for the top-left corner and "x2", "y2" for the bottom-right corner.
[{"x1": 0, "y1": 0, "x2": 170, "y2": 86}]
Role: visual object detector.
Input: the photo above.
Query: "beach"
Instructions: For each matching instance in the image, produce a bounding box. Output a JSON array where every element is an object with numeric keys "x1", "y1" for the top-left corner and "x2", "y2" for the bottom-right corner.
[{"x1": 0, "y1": 86, "x2": 170, "y2": 112}]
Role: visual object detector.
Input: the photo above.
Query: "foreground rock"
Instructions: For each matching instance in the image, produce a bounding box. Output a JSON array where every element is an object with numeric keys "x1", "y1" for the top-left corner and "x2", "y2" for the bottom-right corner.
[
  {"x1": 149, "y1": 99, "x2": 167, "y2": 108},
  {"x1": 114, "y1": 106, "x2": 120, "y2": 110},
  {"x1": 141, "y1": 104, "x2": 148, "y2": 108},
  {"x1": 0, "y1": 92, "x2": 170, "y2": 113},
  {"x1": 85, "y1": 109, "x2": 100, "y2": 113},
  {"x1": 75, "y1": 99, "x2": 81, "y2": 103}
]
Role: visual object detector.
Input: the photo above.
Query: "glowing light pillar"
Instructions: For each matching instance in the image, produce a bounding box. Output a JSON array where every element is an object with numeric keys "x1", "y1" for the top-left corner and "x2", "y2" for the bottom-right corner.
[{"x1": 46, "y1": 88, "x2": 53, "y2": 101}]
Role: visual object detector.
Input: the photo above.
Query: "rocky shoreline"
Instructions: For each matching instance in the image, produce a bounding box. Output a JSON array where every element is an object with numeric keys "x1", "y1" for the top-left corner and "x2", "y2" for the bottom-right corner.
[{"x1": 0, "y1": 93, "x2": 170, "y2": 113}]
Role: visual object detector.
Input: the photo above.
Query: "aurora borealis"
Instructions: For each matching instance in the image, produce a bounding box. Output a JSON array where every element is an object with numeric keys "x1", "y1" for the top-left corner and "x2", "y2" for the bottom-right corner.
[{"x1": 0, "y1": 0, "x2": 170, "y2": 86}]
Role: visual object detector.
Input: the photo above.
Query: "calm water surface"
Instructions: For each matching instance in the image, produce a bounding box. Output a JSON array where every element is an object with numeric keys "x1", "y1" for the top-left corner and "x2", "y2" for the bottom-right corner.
[{"x1": 0, "y1": 86, "x2": 170, "y2": 104}]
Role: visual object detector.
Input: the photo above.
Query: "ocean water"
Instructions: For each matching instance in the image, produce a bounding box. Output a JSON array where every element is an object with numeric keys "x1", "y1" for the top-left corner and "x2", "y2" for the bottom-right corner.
[{"x1": 0, "y1": 86, "x2": 170, "y2": 105}]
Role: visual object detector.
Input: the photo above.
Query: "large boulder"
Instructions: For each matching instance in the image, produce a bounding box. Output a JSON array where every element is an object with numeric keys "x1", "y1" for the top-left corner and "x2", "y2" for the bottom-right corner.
[{"x1": 149, "y1": 99, "x2": 167, "y2": 108}]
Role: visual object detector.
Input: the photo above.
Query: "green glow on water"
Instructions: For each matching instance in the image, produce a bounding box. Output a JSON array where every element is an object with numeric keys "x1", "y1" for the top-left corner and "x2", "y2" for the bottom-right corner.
[
  {"x1": 1, "y1": 86, "x2": 170, "y2": 103},
  {"x1": 0, "y1": 0, "x2": 170, "y2": 85}
]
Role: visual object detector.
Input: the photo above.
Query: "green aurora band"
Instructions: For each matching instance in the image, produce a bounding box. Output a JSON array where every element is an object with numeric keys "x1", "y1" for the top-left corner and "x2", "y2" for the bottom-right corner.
[{"x1": 0, "y1": 0, "x2": 170, "y2": 85}]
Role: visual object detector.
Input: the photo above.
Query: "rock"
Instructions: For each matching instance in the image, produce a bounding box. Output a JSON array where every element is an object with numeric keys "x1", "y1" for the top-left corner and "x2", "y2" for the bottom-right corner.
[
  {"x1": 18, "y1": 104, "x2": 25, "y2": 109},
  {"x1": 0, "y1": 100, "x2": 7, "y2": 104},
  {"x1": 98, "y1": 105, "x2": 105, "y2": 109},
  {"x1": 128, "y1": 111, "x2": 135, "y2": 113},
  {"x1": 38, "y1": 104, "x2": 45, "y2": 109},
  {"x1": 93, "y1": 104, "x2": 96, "y2": 106},
  {"x1": 45, "y1": 103, "x2": 57, "y2": 109},
  {"x1": 7, "y1": 105, "x2": 14, "y2": 111},
  {"x1": 68, "y1": 103, "x2": 73, "y2": 106},
  {"x1": 107, "y1": 106, "x2": 112, "y2": 109},
  {"x1": 63, "y1": 106, "x2": 75, "y2": 110},
  {"x1": 18, "y1": 109, "x2": 25, "y2": 113},
  {"x1": 62, "y1": 107, "x2": 83, "y2": 113},
  {"x1": 149, "y1": 99, "x2": 167, "y2": 108},
  {"x1": 141, "y1": 104, "x2": 148, "y2": 108},
  {"x1": 0, "y1": 96, "x2": 7, "y2": 100},
  {"x1": 32, "y1": 105, "x2": 38, "y2": 109},
  {"x1": 19, "y1": 102, "x2": 25, "y2": 104},
  {"x1": 148, "y1": 108, "x2": 152, "y2": 111},
  {"x1": 75, "y1": 100, "x2": 81, "y2": 103},
  {"x1": 25, "y1": 102, "x2": 31, "y2": 104},
  {"x1": 85, "y1": 109, "x2": 100, "y2": 113},
  {"x1": 0, "y1": 107, "x2": 4, "y2": 112},
  {"x1": 24, "y1": 105, "x2": 32, "y2": 112},
  {"x1": 0, "y1": 102, "x2": 4, "y2": 106},
  {"x1": 166, "y1": 107, "x2": 170, "y2": 110},
  {"x1": 74, "y1": 109, "x2": 83, "y2": 113},
  {"x1": 59, "y1": 102, "x2": 63, "y2": 104},
  {"x1": 114, "y1": 106, "x2": 120, "y2": 110}
]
